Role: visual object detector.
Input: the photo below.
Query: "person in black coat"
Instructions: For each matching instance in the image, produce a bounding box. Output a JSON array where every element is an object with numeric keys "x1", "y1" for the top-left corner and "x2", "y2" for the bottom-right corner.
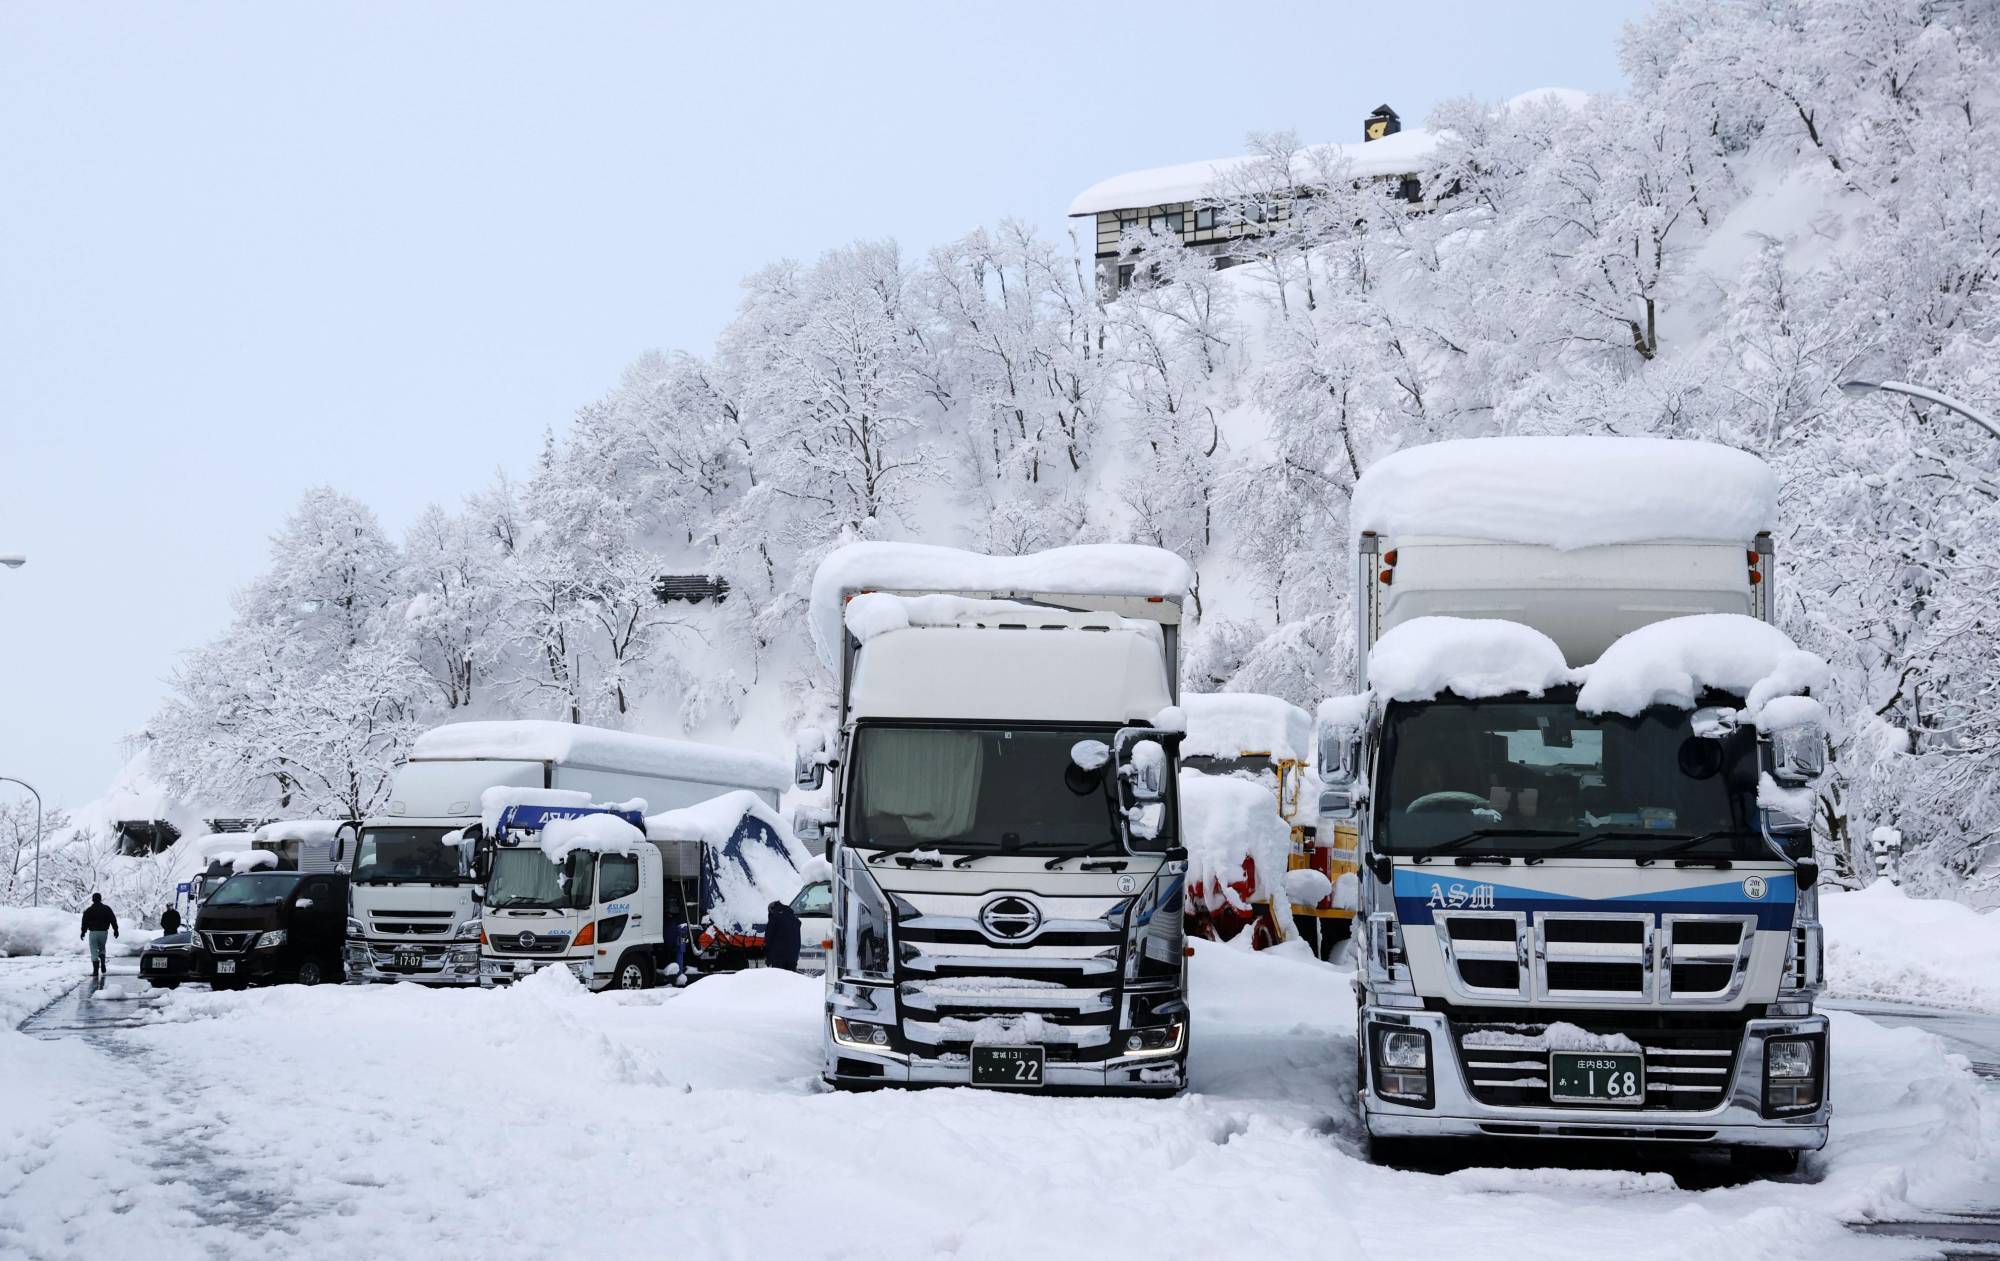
[
  {"x1": 160, "y1": 905, "x2": 183, "y2": 936},
  {"x1": 763, "y1": 898, "x2": 801, "y2": 972},
  {"x1": 79, "y1": 894, "x2": 120, "y2": 976}
]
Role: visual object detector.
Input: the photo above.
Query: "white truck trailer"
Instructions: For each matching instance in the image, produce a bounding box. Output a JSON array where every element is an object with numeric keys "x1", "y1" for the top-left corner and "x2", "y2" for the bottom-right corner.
[
  {"x1": 1323, "y1": 437, "x2": 1830, "y2": 1166},
  {"x1": 804, "y1": 543, "x2": 1195, "y2": 1095},
  {"x1": 343, "y1": 720, "x2": 786, "y2": 985}
]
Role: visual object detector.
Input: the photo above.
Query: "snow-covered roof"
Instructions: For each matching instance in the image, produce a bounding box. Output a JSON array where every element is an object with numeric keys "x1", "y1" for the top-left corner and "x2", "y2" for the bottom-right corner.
[
  {"x1": 538, "y1": 812, "x2": 647, "y2": 864},
  {"x1": 811, "y1": 542, "x2": 1191, "y2": 671},
  {"x1": 1369, "y1": 616, "x2": 1575, "y2": 703},
  {"x1": 411, "y1": 721, "x2": 786, "y2": 793},
  {"x1": 1352, "y1": 437, "x2": 1776, "y2": 550},
  {"x1": 849, "y1": 625, "x2": 1173, "y2": 724},
  {"x1": 1181, "y1": 692, "x2": 1312, "y2": 763},
  {"x1": 1068, "y1": 128, "x2": 1440, "y2": 217},
  {"x1": 1575, "y1": 614, "x2": 1828, "y2": 717},
  {"x1": 252, "y1": 819, "x2": 340, "y2": 845}
]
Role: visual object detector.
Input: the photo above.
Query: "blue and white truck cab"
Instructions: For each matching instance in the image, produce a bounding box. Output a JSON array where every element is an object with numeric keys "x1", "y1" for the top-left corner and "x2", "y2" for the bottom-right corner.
[{"x1": 1325, "y1": 438, "x2": 1830, "y2": 1165}]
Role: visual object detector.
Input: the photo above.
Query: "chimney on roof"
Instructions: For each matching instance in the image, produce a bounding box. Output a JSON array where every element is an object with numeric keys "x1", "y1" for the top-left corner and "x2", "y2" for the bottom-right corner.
[{"x1": 1364, "y1": 104, "x2": 1401, "y2": 142}]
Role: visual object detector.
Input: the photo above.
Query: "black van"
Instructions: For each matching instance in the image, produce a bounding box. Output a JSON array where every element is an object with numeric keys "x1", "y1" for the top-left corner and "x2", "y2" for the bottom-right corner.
[{"x1": 195, "y1": 870, "x2": 349, "y2": 987}]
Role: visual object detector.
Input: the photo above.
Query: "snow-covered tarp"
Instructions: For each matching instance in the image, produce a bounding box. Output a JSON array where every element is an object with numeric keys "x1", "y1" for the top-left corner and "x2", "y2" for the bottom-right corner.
[
  {"x1": 1575, "y1": 614, "x2": 1828, "y2": 717},
  {"x1": 1067, "y1": 128, "x2": 1439, "y2": 216},
  {"x1": 646, "y1": 791, "x2": 812, "y2": 937},
  {"x1": 1181, "y1": 693, "x2": 1312, "y2": 763},
  {"x1": 1369, "y1": 616, "x2": 1575, "y2": 702},
  {"x1": 1351, "y1": 437, "x2": 1776, "y2": 550},
  {"x1": 414, "y1": 720, "x2": 786, "y2": 793},
  {"x1": 810, "y1": 542, "x2": 1192, "y2": 670},
  {"x1": 1179, "y1": 771, "x2": 1294, "y2": 922}
]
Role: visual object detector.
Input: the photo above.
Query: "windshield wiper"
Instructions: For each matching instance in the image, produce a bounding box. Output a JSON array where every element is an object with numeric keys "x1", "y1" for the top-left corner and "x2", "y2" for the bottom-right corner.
[
  {"x1": 1410, "y1": 828, "x2": 1572, "y2": 863},
  {"x1": 1536, "y1": 829, "x2": 1749, "y2": 862},
  {"x1": 1045, "y1": 837, "x2": 1128, "y2": 870},
  {"x1": 491, "y1": 896, "x2": 556, "y2": 909}
]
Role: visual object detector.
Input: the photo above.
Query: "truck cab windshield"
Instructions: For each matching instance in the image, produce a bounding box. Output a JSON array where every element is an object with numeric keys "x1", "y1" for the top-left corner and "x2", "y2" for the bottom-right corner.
[
  {"x1": 1376, "y1": 689, "x2": 1764, "y2": 860},
  {"x1": 351, "y1": 826, "x2": 467, "y2": 884},
  {"x1": 849, "y1": 724, "x2": 1147, "y2": 855},
  {"x1": 485, "y1": 847, "x2": 593, "y2": 910}
]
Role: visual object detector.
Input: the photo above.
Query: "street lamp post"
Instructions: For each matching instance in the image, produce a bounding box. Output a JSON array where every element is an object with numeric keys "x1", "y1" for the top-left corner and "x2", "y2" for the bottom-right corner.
[
  {"x1": 1839, "y1": 378, "x2": 2000, "y2": 441},
  {"x1": 0, "y1": 777, "x2": 43, "y2": 907}
]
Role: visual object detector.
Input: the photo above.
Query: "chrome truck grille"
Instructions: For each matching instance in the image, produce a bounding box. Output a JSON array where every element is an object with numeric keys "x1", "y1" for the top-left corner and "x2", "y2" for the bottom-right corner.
[
  {"x1": 1437, "y1": 912, "x2": 1757, "y2": 1005},
  {"x1": 1452, "y1": 1011, "x2": 1743, "y2": 1111},
  {"x1": 894, "y1": 904, "x2": 1125, "y2": 1060}
]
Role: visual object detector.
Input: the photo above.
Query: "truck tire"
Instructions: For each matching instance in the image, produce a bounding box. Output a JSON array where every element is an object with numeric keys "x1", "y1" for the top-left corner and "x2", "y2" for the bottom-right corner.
[
  {"x1": 614, "y1": 953, "x2": 652, "y2": 990},
  {"x1": 296, "y1": 958, "x2": 329, "y2": 986}
]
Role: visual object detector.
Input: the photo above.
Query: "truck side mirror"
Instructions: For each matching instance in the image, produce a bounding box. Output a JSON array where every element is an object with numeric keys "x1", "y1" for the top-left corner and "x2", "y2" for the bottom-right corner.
[
  {"x1": 795, "y1": 728, "x2": 830, "y2": 791},
  {"x1": 1769, "y1": 722, "x2": 1826, "y2": 787},
  {"x1": 1319, "y1": 787, "x2": 1359, "y2": 820},
  {"x1": 1113, "y1": 727, "x2": 1175, "y2": 804},
  {"x1": 1317, "y1": 711, "x2": 1364, "y2": 787},
  {"x1": 333, "y1": 822, "x2": 359, "y2": 868}
]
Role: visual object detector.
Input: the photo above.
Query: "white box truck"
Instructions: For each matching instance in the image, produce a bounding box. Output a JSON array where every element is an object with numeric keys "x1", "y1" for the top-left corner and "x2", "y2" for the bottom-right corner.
[
  {"x1": 1323, "y1": 437, "x2": 1830, "y2": 1167},
  {"x1": 804, "y1": 543, "x2": 1195, "y2": 1095},
  {"x1": 343, "y1": 720, "x2": 786, "y2": 985}
]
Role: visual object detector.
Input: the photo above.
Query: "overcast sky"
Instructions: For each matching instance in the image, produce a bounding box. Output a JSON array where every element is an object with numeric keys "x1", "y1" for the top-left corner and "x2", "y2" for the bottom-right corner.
[{"x1": 0, "y1": 0, "x2": 1648, "y2": 808}]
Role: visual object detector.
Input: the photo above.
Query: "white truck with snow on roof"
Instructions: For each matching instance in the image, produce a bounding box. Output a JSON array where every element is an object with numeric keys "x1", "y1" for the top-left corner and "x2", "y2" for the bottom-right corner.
[
  {"x1": 1323, "y1": 437, "x2": 1830, "y2": 1166},
  {"x1": 474, "y1": 791, "x2": 810, "y2": 990},
  {"x1": 344, "y1": 720, "x2": 785, "y2": 986},
  {"x1": 802, "y1": 543, "x2": 1193, "y2": 1094}
]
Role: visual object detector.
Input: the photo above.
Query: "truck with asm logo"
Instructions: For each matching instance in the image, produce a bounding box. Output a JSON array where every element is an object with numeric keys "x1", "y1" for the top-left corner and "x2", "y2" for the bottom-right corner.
[
  {"x1": 345, "y1": 720, "x2": 785, "y2": 985},
  {"x1": 802, "y1": 543, "x2": 1194, "y2": 1094},
  {"x1": 1322, "y1": 438, "x2": 1831, "y2": 1167}
]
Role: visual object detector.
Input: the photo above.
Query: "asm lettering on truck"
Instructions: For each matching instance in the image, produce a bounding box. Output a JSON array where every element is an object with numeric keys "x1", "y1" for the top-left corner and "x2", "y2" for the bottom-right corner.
[{"x1": 1391, "y1": 870, "x2": 1796, "y2": 931}]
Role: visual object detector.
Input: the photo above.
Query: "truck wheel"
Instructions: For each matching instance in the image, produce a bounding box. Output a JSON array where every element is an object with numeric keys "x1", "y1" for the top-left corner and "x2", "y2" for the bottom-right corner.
[
  {"x1": 614, "y1": 955, "x2": 652, "y2": 990},
  {"x1": 296, "y1": 958, "x2": 328, "y2": 986}
]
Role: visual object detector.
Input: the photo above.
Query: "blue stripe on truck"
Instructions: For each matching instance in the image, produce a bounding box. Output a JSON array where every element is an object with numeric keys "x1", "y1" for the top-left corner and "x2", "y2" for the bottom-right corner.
[{"x1": 1391, "y1": 868, "x2": 1797, "y2": 932}]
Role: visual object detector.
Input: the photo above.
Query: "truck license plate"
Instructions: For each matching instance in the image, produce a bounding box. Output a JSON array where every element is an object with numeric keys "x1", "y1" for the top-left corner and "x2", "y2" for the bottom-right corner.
[
  {"x1": 1549, "y1": 1051, "x2": 1645, "y2": 1105},
  {"x1": 216, "y1": 960, "x2": 236, "y2": 974},
  {"x1": 394, "y1": 951, "x2": 425, "y2": 970},
  {"x1": 972, "y1": 1045, "x2": 1044, "y2": 1088}
]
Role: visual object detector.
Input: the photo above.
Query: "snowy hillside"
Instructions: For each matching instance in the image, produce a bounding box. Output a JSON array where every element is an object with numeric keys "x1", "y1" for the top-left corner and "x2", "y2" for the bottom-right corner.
[{"x1": 48, "y1": 0, "x2": 1994, "y2": 906}]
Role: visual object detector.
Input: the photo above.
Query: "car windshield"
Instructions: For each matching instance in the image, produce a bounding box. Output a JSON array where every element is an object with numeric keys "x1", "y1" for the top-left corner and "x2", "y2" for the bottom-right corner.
[
  {"x1": 207, "y1": 872, "x2": 304, "y2": 906},
  {"x1": 790, "y1": 880, "x2": 832, "y2": 917},
  {"x1": 848, "y1": 724, "x2": 1146, "y2": 855},
  {"x1": 352, "y1": 826, "x2": 467, "y2": 883},
  {"x1": 1376, "y1": 689, "x2": 1765, "y2": 859},
  {"x1": 485, "y1": 847, "x2": 592, "y2": 910}
]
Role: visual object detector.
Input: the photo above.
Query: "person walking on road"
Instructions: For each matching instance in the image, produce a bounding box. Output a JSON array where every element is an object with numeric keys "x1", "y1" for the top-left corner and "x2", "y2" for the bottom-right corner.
[
  {"x1": 160, "y1": 904, "x2": 182, "y2": 936},
  {"x1": 79, "y1": 893, "x2": 119, "y2": 976}
]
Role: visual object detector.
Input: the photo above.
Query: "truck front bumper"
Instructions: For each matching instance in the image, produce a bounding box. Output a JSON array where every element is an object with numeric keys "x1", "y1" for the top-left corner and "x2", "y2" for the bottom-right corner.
[
  {"x1": 1359, "y1": 1005, "x2": 1829, "y2": 1149},
  {"x1": 344, "y1": 940, "x2": 483, "y2": 986},
  {"x1": 480, "y1": 954, "x2": 596, "y2": 989},
  {"x1": 823, "y1": 1018, "x2": 1188, "y2": 1095}
]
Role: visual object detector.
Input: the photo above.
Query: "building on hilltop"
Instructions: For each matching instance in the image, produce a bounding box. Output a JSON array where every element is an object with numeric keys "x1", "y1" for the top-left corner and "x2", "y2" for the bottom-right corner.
[{"x1": 1068, "y1": 104, "x2": 1439, "y2": 298}]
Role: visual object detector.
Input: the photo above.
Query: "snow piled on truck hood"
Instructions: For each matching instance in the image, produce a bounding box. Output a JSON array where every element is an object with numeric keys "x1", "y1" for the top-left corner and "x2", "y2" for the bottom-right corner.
[
  {"x1": 1369, "y1": 616, "x2": 1575, "y2": 701},
  {"x1": 810, "y1": 541, "x2": 1191, "y2": 670},
  {"x1": 1352, "y1": 437, "x2": 1775, "y2": 549},
  {"x1": 1576, "y1": 613, "x2": 1828, "y2": 716}
]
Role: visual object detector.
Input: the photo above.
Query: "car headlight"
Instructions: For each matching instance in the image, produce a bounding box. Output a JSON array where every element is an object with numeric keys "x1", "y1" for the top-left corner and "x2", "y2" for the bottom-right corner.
[
  {"x1": 837, "y1": 848, "x2": 895, "y2": 984},
  {"x1": 346, "y1": 917, "x2": 365, "y2": 940},
  {"x1": 253, "y1": 929, "x2": 288, "y2": 950}
]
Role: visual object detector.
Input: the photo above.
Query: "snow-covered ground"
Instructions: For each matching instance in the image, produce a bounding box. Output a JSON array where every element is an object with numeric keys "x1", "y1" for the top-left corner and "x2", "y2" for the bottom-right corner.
[
  {"x1": 2, "y1": 940, "x2": 1994, "y2": 1261},
  {"x1": 1821, "y1": 883, "x2": 2000, "y2": 1012}
]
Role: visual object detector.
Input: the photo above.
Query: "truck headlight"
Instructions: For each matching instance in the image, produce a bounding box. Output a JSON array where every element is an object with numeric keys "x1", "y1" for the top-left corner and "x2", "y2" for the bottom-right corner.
[
  {"x1": 346, "y1": 917, "x2": 365, "y2": 941},
  {"x1": 831, "y1": 1016, "x2": 893, "y2": 1049},
  {"x1": 253, "y1": 929, "x2": 288, "y2": 950},
  {"x1": 1762, "y1": 1033, "x2": 1825, "y2": 1115},
  {"x1": 1121, "y1": 1024, "x2": 1185, "y2": 1057},
  {"x1": 1371, "y1": 1024, "x2": 1434, "y2": 1106},
  {"x1": 454, "y1": 917, "x2": 482, "y2": 941}
]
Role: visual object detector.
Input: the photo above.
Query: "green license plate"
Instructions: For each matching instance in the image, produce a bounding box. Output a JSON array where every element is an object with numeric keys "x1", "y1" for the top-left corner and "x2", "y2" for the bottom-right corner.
[
  {"x1": 971, "y1": 1045, "x2": 1045, "y2": 1088},
  {"x1": 1549, "y1": 1051, "x2": 1645, "y2": 1105}
]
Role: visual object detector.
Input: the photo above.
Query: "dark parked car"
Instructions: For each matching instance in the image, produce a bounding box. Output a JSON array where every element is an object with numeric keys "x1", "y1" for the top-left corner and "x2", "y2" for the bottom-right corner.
[
  {"x1": 195, "y1": 870, "x2": 349, "y2": 987},
  {"x1": 139, "y1": 931, "x2": 205, "y2": 988}
]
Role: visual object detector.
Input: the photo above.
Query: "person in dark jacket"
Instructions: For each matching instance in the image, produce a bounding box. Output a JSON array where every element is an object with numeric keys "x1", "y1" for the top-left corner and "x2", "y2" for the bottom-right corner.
[
  {"x1": 763, "y1": 898, "x2": 801, "y2": 972},
  {"x1": 79, "y1": 894, "x2": 120, "y2": 976},
  {"x1": 160, "y1": 905, "x2": 182, "y2": 936}
]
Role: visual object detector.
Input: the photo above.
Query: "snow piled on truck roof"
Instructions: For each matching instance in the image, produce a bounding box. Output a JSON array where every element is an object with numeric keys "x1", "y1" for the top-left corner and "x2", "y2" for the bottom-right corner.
[
  {"x1": 1370, "y1": 616, "x2": 1575, "y2": 701},
  {"x1": 811, "y1": 541, "x2": 1191, "y2": 669},
  {"x1": 412, "y1": 720, "x2": 785, "y2": 792},
  {"x1": 1181, "y1": 692, "x2": 1312, "y2": 762},
  {"x1": 1352, "y1": 437, "x2": 1775, "y2": 550},
  {"x1": 1576, "y1": 613, "x2": 1828, "y2": 717}
]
